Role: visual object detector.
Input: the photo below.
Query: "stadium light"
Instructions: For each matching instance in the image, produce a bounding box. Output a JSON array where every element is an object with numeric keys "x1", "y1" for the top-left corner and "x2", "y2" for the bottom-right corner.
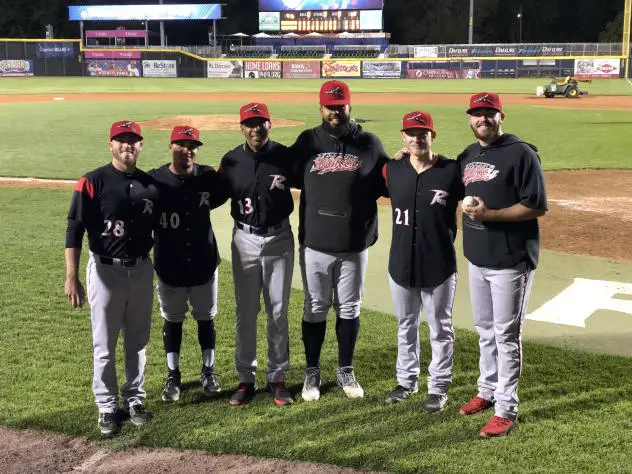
[
  {"x1": 517, "y1": 7, "x2": 523, "y2": 43},
  {"x1": 468, "y1": 0, "x2": 474, "y2": 44}
]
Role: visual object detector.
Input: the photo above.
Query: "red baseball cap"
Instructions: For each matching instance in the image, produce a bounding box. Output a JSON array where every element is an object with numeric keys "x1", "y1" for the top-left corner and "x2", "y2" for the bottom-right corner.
[
  {"x1": 401, "y1": 111, "x2": 435, "y2": 134},
  {"x1": 110, "y1": 120, "x2": 143, "y2": 141},
  {"x1": 466, "y1": 92, "x2": 503, "y2": 114},
  {"x1": 239, "y1": 103, "x2": 271, "y2": 123},
  {"x1": 170, "y1": 125, "x2": 203, "y2": 146},
  {"x1": 319, "y1": 80, "x2": 351, "y2": 106}
]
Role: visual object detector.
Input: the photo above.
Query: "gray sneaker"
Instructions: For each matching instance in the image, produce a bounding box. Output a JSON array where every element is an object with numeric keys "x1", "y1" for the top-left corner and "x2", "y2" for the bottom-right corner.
[
  {"x1": 161, "y1": 370, "x2": 182, "y2": 402},
  {"x1": 425, "y1": 393, "x2": 448, "y2": 413},
  {"x1": 335, "y1": 366, "x2": 364, "y2": 399},
  {"x1": 301, "y1": 367, "x2": 321, "y2": 401},
  {"x1": 98, "y1": 411, "x2": 119, "y2": 436},
  {"x1": 128, "y1": 404, "x2": 152, "y2": 426},
  {"x1": 385, "y1": 384, "x2": 418, "y2": 404},
  {"x1": 201, "y1": 366, "x2": 222, "y2": 397}
]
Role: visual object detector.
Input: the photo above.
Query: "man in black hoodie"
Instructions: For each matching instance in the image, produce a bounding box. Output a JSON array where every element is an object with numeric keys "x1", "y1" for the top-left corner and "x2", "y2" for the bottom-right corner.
[
  {"x1": 291, "y1": 80, "x2": 389, "y2": 401},
  {"x1": 457, "y1": 92, "x2": 547, "y2": 437}
]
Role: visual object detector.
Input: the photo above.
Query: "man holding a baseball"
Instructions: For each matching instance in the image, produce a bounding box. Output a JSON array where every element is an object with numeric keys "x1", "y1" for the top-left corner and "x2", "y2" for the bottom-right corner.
[{"x1": 458, "y1": 92, "x2": 547, "y2": 437}]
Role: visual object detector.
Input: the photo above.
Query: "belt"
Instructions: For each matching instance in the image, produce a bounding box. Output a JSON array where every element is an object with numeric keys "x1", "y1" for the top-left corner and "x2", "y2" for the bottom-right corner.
[
  {"x1": 99, "y1": 255, "x2": 148, "y2": 267},
  {"x1": 235, "y1": 219, "x2": 289, "y2": 236}
]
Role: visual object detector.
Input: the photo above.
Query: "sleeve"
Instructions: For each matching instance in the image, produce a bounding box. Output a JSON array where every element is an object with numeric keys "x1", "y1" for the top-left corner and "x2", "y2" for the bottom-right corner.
[
  {"x1": 452, "y1": 161, "x2": 465, "y2": 201},
  {"x1": 381, "y1": 163, "x2": 390, "y2": 198},
  {"x1": 287, "y1": 131, "x2": 310, "y2": 190},
  {"x1": 516, "y1": 147, "x2": 548, "y2": 211},
  {"x1": 372, "y1": 138, "x2": 390, "y2": 199},
  {"x1": 204, "y1": 167, "x2": 230, "y2": 209},
  {"x1": 65, "y1": 176, "x2": 94, "y2": 248}
]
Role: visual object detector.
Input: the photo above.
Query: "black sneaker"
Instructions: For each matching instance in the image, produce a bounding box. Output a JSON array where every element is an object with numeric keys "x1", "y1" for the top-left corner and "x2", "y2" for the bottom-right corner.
[
  {"x1": 385, "y1": 384, "x2": 418, "y2": 404},
  {"x1": 200, "y1": 366, "x2": 222, "y2": 397},
  {"x1": 228, "y1": 383, "x2": 256, "y2": 406},
  {"x1": 162, "y1": 370, "x2": 182, "y2": 402},
  {"x1": 128, "y1": 404, "x2": 152, "y2": 426},
  {"x1": 268, "y1": 382, "x2": 294, "y2": 406},
  {"x1": 98, "y1": 411, "x2": 119, "y2": 436},
  {"x1": 424, "y1": 393, "x2": 448, "y2": 413}
]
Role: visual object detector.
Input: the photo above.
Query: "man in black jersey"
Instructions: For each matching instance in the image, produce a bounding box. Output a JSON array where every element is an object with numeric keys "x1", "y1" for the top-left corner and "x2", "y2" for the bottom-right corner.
[
  {"x1": 148, "y1": 126, "x2": 224, "y2": 403},
  {"x1": 217, "y1": 103, "x2": 295, "y2": 406},
  {"x1": 64, "y1": 120, "x2": 157, "y2": 435},
  {"x1": 383, "y1": 111, "x2": 463, "y2": 412}
]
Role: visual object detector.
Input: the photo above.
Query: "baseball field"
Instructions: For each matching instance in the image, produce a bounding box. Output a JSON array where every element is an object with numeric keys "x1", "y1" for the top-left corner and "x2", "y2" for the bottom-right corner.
[{"x1": 1, "y1": 77, "x2": 632, "y2": 472}]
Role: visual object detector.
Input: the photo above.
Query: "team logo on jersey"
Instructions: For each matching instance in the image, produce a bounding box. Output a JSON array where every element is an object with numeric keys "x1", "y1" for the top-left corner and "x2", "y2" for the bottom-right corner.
[
  {"x1": 269, "y1": 175, "x2": 286, "y2": 191},
  {"x1": 430, "y1": 189, "x2": 448, "y2": 206},
  {"x1": 324, "y1": 86, "x2": 345, "y2": 99},
  {"x1": 198, "y1": 192, "x2": 210, "y2": 207},
  {"x1": 142, "y1": 199, "x2": 154, "y2": 215},
  {"x1": 310, "y1": 153, "x2": 360, "y2": 175},
  {"x1": 463, "y1": 162, "x2": 499, "y2": 185}
]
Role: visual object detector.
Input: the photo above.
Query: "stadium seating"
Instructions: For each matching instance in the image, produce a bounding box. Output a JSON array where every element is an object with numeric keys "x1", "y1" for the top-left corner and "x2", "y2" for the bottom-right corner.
[
  {"x1": 226, "y1": 47, "x2": 273, "y2": 58},
  {"x1": 278, "y1": 47, "x2": 326, "y2": 59},
  {"x1": 331, "y1": 47, "x2": 380, "y2": 58}
]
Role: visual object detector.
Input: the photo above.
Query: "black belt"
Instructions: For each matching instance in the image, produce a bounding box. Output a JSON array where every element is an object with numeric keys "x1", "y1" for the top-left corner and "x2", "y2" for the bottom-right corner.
[
  {"x1": 235, "y1": 220, "x2": 288, "y2": 236},
  {"x1": 99, "y1": 255, "x2": 148, "y2": 267}
]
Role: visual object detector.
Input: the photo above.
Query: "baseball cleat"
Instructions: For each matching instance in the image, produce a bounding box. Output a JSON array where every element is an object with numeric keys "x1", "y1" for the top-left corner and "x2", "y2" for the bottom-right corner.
[
  {"x1": 335, "y1": 366, "x2": 364, "y2": 399},
  {"x1": 161, "y1": 370, "x2": 182, "y2": 402},
  {"x1": 424, "y1": 393, "x2": 448, "y2": 413},
  {"x1": 98, "y1": 411, "x2": 119, "y2": 436},
  {"x1": 301, "y1": 367, "x2": 321, "y2": 401},
  {"x1": 459, "y1": 396, "x2": 494, "y2": 416},
  {"x1": 128, "y1": 404, "x2": 152, "y2": 426},
  {"x1": 385, "y1": 384, "x2": 418, "y2": 404},
  {"x1": 479, "y1": 416, "x2": 515, "y2": 437},
  {"x1": 200, "y1": 366, "x2": 222, "y2": 397},
  {"x1": 229, "y1": 383, "x2": 256, "y2": 406},
  {"x1": 268, "y1": 382, "x2": 294, "y2": 406}
]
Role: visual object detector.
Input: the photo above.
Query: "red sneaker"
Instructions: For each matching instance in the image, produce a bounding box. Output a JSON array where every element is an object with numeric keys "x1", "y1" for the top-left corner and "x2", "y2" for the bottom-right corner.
[
  {"x1": 459, "y1": 396, "x2": 493, "y2": 415},
  {"x1": 479, "y1": 416, "x2": 514, "y2": 438}
]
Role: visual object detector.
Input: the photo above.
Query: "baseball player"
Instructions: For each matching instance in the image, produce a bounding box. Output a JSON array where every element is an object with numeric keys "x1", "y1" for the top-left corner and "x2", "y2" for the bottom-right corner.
[
  {"x1": 217, "y1": 103, "x2": 295, "y2": 406},
  {"x1": 458, "y1": 92, "x2": 547, "y2": 437},
  {"x1": 64, "y1": 120, "x2": 158, "y2": 435},
  {"x1": 290, "y1": 80, "x2": 389, "y2": 401},
  {"x1": 148, "y1": 126, "x2": 224, "y2": 402},
  {"x1": 383, "y1": 111, "x2": 463, "y2": 412}
]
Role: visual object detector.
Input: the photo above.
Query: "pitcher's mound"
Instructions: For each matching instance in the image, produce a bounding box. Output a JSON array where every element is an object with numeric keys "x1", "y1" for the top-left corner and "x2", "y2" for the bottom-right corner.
[{"x1": 140, "y1": 115, "x2": 304, "y2": 131}]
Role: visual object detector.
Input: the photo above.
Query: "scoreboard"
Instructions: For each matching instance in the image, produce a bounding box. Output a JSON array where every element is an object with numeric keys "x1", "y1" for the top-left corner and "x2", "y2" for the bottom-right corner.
[{"x1": 260, "y1": 9, "x2": 382, "y2": 31}]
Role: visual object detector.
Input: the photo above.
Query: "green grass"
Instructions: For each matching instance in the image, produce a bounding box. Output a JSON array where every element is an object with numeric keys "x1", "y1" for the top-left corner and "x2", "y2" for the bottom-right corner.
[
  {"x1": 1, "y1": 188, "x2": 632, "y2": 473},
  {"x1": 0, "y1": 96, "x2": 631, "y2": 179},
  {"x1": 1, "y1": 76, "x2": 631, "y2": 95}
]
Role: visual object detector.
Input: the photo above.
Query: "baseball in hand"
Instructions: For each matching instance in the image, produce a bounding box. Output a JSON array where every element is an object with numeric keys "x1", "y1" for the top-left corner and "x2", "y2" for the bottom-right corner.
[{"x1": 463, "y1": 196, "x2": 479, "y2": 208}]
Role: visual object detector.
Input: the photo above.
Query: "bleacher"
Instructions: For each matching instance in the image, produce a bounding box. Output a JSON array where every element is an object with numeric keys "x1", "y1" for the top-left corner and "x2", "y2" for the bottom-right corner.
[
  {"x1": 226, "y1": 46, "x2": 273, "y2": 58},
  {"x1": 278, "y1": 45, "x2": 326, "y2": 59},
  {"x1": 332, "y1": 45, "x2": 380, "y2": 58}
]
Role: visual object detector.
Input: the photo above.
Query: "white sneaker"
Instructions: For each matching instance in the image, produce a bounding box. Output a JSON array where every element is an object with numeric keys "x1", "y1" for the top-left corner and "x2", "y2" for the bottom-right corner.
[
  {"x1": 335, "y1": 366, "x2": 364, "y2": 399},
  {"x1": 301, "y1": 367, "x2": 321, "y2": 401}
]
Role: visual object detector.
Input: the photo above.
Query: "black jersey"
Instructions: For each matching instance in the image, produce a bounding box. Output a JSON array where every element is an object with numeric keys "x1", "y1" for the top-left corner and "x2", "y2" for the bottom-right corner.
[
  {"x1": 218, "y1": 140, "x2": 294, "y2": 227},
  {"x1": 65, "y1": 163, "x2": 158, "y2": 259},
  {"x1": 385, "y1": 156, "x2": 464, "y2": 288},
  {"x1": 458, "y1": 133, "x2": 548, "y2": 269},
  {"x1": 148, "y1": 163, "x2": 223, "y2": 287},
  {"x1": 290, "y1": 123, "x2": 389, "y2": 253}
]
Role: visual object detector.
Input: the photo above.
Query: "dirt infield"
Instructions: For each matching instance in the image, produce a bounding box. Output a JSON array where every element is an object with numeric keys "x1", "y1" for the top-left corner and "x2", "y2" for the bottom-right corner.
[
  {"x1": 2, "y1": 92, "x2": 631, "y2": 110},
  {"x1": 2, "y1": 169, "x2": 631, "y2": 262},
  {"x1": 139, "y1": 115, "x2": 305, "y2": 131}
]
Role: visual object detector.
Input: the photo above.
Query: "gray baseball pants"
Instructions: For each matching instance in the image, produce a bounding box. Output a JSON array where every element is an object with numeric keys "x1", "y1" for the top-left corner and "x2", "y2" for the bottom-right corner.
[
  {"x1": 468, "y1": 261, "x2": 535, "y2": 420},
  {"x1": 388, "y1": 274, "x2": 456, "y2": 395},
  {"x1": 86, "y1": 252, "x2": 154, "y2": 414},
  {"x1": 156, "y1": 269, "x2": 218, "y2": 322},
  {"x1": 231, "y1": 225, "x2": 294, "y2": 384},
  {"x1": 300, "y1": 246, "x2": 368, "y2": 322}
]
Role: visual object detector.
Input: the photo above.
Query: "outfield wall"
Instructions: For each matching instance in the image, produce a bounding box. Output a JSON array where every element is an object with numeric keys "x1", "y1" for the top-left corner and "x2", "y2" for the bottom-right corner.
[{"x1": 0, "y1": 39, "x2": 629, "y2": 79}]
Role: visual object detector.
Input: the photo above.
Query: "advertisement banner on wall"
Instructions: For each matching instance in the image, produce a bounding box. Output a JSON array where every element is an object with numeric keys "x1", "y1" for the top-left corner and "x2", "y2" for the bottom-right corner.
[
  {"x1": 361, "y1": 61, "x2": 402, "y2": 78},
  {"x1": 282, "y1": 61, "x2": 320, "y2": 79},
  {"x1": 85, "y1": 59, "x2": 142, "y2": 77},
  {"x1": 85, "y1": 50, "x2": 141, "y2": 59},
  {"x1": 407, "y1": 68, "x2": 480, "y2": 79},
  {"x1": 413, "y1": 46, "x2": 438, "y2": 58},
  {"x1": 321, "y1": 60, "x2": 361, "y2": 78},
  {"x1": 574, "y1": 58, "x2": 620, "y2": 78},
  {"x1": 207, "y1": 60, "x2": 243, "y2": 78},
  {"x1": 36, "y1": 42, "x2": 74, "y2": 59},
  {"x1": 0, "y1": 60, "x2": 34, "y2": 77},
  {"x1": 244, "y1": 60, "x2": 282, "y2": 78},
  {"x1": 142, "y1": 60, "x2": 177, "y2": 78}
]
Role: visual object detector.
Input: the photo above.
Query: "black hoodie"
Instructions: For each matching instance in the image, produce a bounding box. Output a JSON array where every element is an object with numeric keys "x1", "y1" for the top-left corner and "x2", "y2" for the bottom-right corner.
[
  {"x1": 290, "y1": 122, "x2": 389, "y2": 253},
  {"x1": 457, "y1": 133, "x2": 547, "y2": 269}
]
